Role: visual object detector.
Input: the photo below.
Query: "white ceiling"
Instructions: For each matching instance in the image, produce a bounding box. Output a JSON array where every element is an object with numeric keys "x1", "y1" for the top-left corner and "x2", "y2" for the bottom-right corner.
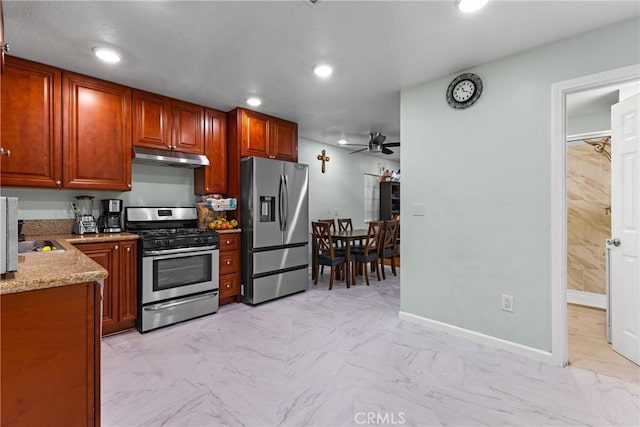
[{"x1": 4, "y1": 1, "x2": 639, "y2": 161}]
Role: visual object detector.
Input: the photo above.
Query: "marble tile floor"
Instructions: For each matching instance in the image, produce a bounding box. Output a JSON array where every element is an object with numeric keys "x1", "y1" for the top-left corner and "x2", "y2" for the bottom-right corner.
[
  {"x1": 568, "y1": 303, "x2": 640, "y2": 384},
  {"x1": 102, "y1": 271, "x2": 639, "y2": 426}
]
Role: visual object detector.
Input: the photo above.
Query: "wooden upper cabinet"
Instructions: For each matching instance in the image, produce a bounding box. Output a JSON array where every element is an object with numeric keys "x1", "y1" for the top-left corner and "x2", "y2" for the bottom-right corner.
[
  {"x1": 132, "y1": 91, "x2": 204, "y2": 155},
  {"x1": 171, "y1": 99, "x2": 204, "y2": 154},
  {"x1": 63, "y1": 72, "x2": 132, "y2": 191},
  {"x1": 132, "y1": 90, "x2": 171, "y2": 150},
  {"x1": 1, "y1": 57, "x2": 62, "y2": 188},
  {"x1": 270, "y1": 118, "x2": 297, "y2": 161},
  {"x1": 194, "y1": 108, "x2": 227, "y2": 194},
  {"x1": 238, "y1": 108, "x2": 297, "y2": 162},
  {"x1": 240, "y1": 109, "x2": 270, "y2": 158}
]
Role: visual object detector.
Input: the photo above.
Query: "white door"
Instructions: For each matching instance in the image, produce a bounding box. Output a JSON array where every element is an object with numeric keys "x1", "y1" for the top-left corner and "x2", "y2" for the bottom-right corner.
[{"x1": 610, "y1": 93, "x2": 640, "y2": 365}]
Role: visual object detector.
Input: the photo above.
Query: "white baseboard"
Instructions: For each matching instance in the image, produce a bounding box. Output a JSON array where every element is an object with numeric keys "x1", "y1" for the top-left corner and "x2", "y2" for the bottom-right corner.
[
  {"x1": 398, "y1": 311, "x2": 553, "y2": 364},
  {"x1": 566, "y1": 289, "x2": 607, "y2": 309}
]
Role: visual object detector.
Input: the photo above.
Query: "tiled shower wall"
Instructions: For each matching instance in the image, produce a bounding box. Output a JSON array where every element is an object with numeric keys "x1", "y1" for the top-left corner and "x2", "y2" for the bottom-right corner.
[{"x1": 567, "y1": 144, "x2": 611, "y2": 295}]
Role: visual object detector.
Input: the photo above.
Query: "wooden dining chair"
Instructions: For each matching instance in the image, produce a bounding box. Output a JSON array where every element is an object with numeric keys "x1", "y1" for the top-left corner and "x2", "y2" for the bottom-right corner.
[
  {"x1": 318, "y1": 219, "x2": 336, "y2": 233},
  {"x1": 317, "y1": 219, "x2": 340, "y2": 277},
  {"x1": 337, "y1": 218, "x2": 353, "y2": 232},
  {"x1": 378, "y1": 220, "x2": 399, "y2": 279},
  {"x1": 350, "y1": 221, "x2": 383, "y2": 286},
  {"x1": 312, "y1": 221, "x2": 347, "y2": 290}
]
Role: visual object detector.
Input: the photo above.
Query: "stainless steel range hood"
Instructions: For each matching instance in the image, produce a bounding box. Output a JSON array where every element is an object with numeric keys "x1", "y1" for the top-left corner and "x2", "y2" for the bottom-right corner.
[{"x1": 132, "y1": 147, "x2": 209, "y2": 168}]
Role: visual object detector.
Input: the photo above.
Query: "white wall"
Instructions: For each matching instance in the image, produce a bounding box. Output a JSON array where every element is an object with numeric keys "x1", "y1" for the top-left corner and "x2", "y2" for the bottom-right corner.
[
  {"x1": 400, "y1": 18, "x2": 639, "y2": 352},
  {"x1": 297, "y1": 137, "x2": 400, "y2": 229},
  {"x1": 567, "y1": 111, "x2": 611, "y2": 136},
  {"x1": 1, "y1": 163, "x2": 196, "y2": 219}
]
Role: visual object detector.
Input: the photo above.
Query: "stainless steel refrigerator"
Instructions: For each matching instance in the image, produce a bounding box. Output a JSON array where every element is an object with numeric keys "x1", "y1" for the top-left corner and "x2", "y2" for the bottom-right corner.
[{"x1": 241, "y1": 157, "x2": 309, "y2": 304}]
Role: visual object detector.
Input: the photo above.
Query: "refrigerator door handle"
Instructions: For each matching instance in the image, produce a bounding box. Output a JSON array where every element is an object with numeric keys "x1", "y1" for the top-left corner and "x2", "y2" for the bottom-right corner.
[
  {"x1": 283, "y1": 174, "x2": 289, "y2": 230},
  {"x1": 278, "y1": 174, "x2": 285, "y2": 231}
]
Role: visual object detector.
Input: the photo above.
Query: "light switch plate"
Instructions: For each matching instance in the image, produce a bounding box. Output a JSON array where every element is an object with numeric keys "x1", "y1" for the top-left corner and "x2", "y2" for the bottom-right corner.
[{"x1": 412, "y1": 204, "x2": 426, "y2": 216}]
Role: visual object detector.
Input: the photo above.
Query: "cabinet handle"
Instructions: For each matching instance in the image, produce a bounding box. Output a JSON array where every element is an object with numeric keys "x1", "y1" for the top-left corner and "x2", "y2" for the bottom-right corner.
[
  {"x1": 0, "y1": 147, "x2": 10, "y2": 157},
  {"x1": 167, "y1": 144, "x2": 172, "y2": 149},
  {"x1": 226, "y1": 284, "x2": 231, "y2": 288},
  {"x1": 226, "y1": 261, "x2": 231, "y2": 265},
  {"x1": 126, "y1": 247, "x2": 131, "y2": 252},
  {"x1": 206, "y1": 187, "x2": 209, "y2": 192},
  {"x1": 114, "y1": 245, "x2": 119, "y2": 250},
  {"x1": 55, "y1": 180, "x2": 62, "y2": 188},
  {"x1": 127, "y1": 183, "x2": 132, "y2": 189},
  {"x1": 226, "y1": 240, "x2": 231, "y2": 245}
]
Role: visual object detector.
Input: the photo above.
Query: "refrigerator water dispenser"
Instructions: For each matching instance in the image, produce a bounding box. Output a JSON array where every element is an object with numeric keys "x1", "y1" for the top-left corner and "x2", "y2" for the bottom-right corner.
[{"x1": 259, "y1": 196, "x2": 275, "y2": 222}]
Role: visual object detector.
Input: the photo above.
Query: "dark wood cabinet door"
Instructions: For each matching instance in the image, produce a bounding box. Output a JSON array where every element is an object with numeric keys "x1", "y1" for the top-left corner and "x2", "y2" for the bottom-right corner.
[
  {"x1": 62, "y1": 72, "x2": 132, "y2": 191},
  {"x1": 118, "y1": 241, "x2": 137, "y2": 327},
  {"x1": 76, "y1": 242, "x2": 119, "y2": 335},
  {"x1": 1, "y1": 57, "x2": 62, "y2": 188},
  {"x1": 0, "y1": 282, "x2": 100, "y2": 426},
  {"x1": 133, "y1": 90, "x2": 171, "y2": 150},
  {"x1": 270, "y1": 118, "x2": 298, "y2": 162},
  {"x1": 240, "y1": 109, "x2": 270, "y2": 158},
  {"x1": 194, "y1": 108, "x2": 227, "y2": 194},
  {"x1": 171, "y1": 99, "x2": 204, "y2": 154}
]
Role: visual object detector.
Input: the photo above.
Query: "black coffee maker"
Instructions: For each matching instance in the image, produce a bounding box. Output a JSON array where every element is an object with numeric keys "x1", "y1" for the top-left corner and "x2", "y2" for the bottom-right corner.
[{"x1": 98, "y1": 199, "x2": 123, "y2": 233}]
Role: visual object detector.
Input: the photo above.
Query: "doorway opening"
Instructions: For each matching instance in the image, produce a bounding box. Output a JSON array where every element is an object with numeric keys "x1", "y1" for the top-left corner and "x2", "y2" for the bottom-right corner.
[{"x1": 550, "y1": 64, "x2": 640, "y2": 375}]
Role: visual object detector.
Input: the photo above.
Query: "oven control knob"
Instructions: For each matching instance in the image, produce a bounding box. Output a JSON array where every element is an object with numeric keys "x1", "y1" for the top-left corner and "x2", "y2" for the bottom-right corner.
[
  {"x1": 164, "y1": 240, "x2": 172, "y2": 246},
  {"x1": 194, "y1": 237, "x2": 201, "y2": 243},
  {"x1": 155, "y1": 240, "x2": 162, "y2": 247}
]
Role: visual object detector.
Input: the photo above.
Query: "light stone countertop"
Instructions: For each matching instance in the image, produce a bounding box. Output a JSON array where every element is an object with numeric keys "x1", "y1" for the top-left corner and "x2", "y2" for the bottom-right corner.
[{"x1": 0, "y1": 233, "x2": 139, "y2": 296}]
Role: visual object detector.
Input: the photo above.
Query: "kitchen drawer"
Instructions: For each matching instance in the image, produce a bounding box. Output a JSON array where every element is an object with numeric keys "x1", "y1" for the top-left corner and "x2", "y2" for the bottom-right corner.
[
  {"x1": 219, "y1": 272, "x2": 240, "y2": 299},
  {"x1": 219, "y1": 233, "x2": 240, "y2": 251},
  {"x1": 219, "y1": 249, "x2": 240, "y2": 275}
]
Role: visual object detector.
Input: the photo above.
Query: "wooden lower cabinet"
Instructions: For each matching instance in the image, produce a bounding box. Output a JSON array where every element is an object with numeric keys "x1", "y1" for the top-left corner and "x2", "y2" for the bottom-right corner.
[
  {"x1": 218, "y1": 232, "x2": 241, "y2": 305},
  {"x1": 0, "y1": 282, "x2": 101, "y2": 426},
  {"x1": 76, "y1": 240, "x2": 137, "y2": 335}
]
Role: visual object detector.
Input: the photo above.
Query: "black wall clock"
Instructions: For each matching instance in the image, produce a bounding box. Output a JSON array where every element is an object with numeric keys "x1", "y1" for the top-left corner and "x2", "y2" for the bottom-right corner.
[{"x1": 446, "y1": 73, "x2": 483, "y2": 109}]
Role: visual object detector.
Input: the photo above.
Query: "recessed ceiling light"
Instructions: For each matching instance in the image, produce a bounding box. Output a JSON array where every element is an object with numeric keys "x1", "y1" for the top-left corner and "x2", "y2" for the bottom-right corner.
[
  {"x1": 246, "y1": 97, "x2": 262, "y2": 107},
  {"x1": 337, "y1": 139, "x2": 348, "y2": 145},
  {"x1": 314, "y1": 64, "x2": 333, "y2": 78},
  {"x1": 92, "y1": 47, "x2": 121, "y2": 64},
  {"x1": 457, "y1": 0, "x2": 488, "y2": 13}
]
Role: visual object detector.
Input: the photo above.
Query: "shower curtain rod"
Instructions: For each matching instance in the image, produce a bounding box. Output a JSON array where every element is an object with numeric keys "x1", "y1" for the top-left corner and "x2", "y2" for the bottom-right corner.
[{"x1": 566, "y1": 130, "x2": 611, "y2": 143}]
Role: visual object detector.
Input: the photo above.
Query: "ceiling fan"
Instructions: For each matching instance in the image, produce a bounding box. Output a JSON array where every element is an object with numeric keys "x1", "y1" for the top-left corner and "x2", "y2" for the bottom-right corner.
[{"x1": 347, "y1": 132, "x2": 400, "y2": 155}]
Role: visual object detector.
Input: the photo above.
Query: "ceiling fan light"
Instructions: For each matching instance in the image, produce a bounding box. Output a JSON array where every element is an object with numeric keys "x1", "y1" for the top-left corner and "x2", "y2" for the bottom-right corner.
[
  {"x1": 337, "y1": 139, "x2": 348, "y2": 145},
  {"x1": 92, "y1": 47, "x2": 121, "y2": 64},
  {"x1": 457, "y1": 0, "x2": 488, "y2": 13}
]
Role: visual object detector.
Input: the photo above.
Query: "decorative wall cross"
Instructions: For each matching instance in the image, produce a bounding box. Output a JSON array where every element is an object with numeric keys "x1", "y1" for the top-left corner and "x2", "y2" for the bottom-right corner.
[{"x1": 317, "y1": 149, "x2": 330, "y2": 174}]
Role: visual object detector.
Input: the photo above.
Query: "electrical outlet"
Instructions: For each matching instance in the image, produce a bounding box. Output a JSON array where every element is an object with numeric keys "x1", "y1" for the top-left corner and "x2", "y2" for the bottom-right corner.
[{"x1": 502, "y1": 294, "x2": 514, "y2": 312}]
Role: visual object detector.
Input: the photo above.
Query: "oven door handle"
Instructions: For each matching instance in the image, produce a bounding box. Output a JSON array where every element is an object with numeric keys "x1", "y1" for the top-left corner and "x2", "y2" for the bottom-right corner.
[
  {"x1": 144, "y1": 245, "x2": 218, "y2": 256},
  {"x1": 143, "y1": 291, "x2": 218, "y2": 311}
]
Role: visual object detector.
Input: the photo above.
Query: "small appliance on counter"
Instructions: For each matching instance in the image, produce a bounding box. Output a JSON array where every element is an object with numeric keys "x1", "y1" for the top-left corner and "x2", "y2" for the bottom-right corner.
[
  {"x1": 98, "y1": 199, "x2": 123, "y2": 233},
  {"x1": 72, "y1": 195, "x2": 98, "y2": 235},
  {"x1": 1, "y1": 197, "x2": 19, "y2": 275}
]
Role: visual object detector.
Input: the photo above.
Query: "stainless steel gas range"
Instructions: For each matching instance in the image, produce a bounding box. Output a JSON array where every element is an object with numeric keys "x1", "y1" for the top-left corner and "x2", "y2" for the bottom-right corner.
[{"x1": 125, "y1": 207, "x2": 219, "y2": 333}]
